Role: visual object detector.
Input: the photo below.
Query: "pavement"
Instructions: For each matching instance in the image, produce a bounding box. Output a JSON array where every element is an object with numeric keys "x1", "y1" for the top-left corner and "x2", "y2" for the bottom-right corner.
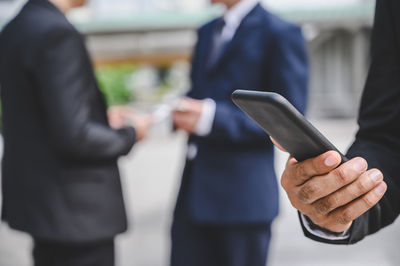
[{"x1": 1, "y1": 119, "x2": 400, "y2": 266}]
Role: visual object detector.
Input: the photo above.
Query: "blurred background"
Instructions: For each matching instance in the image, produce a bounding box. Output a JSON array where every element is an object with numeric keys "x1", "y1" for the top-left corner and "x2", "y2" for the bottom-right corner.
[{"x1": 2, "y1": 0, "x2": 400, "y2": 265}]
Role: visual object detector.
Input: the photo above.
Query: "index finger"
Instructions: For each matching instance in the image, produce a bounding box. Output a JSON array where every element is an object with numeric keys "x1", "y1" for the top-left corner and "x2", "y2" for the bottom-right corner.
[{"x1": 286, "y1": 151, "x2": 342, "y2": 186}]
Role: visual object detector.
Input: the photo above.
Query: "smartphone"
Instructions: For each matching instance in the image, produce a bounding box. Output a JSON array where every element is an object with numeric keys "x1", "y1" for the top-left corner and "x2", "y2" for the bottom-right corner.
[{"x1": 231, "y1": 90, "x2": 348, "y2": 163}]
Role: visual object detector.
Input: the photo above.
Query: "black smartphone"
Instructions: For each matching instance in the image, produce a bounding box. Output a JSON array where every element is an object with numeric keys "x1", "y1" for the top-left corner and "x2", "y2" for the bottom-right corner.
[{"x1": 231, "y1": 90, "x2": 348, "y2": 163}]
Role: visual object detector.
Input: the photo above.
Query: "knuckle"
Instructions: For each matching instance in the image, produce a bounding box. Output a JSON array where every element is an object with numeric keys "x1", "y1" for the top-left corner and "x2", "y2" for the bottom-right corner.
[
  {"x1": 315, "y1": 196, "x2": 338, "y2": 215},
  {"x1": 314, "y1": 200, "x2": 331, "y2": 215},
  {"x1": 356, "y1": 179, "x2": 369, "y2": 193},
  {"x1": 336, "y1": 210, "x2": 353, "y2": 225},
  {"x1": 295, "y1": 164, "x2": 307, "y2": 181},
  {"x1": 335, "y1": 167, "x2": 351, "y2": 184},
  {"x1": 362, "y1": 194, "x2": 376, "y2": 208},
  {"x1": 298, "y1": 184, "x2": 318, "y2": 203}
]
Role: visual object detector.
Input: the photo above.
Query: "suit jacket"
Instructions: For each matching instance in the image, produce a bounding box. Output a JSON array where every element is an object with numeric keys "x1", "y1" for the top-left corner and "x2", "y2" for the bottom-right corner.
[
  {"x1": 301, "y1": 0, "x2": 400, "y2": 244},
  {"x1": 0, "y1": 0, "x2": 135, "y2": 243},
  {"x1": 180, "y1": 4, "x2": 308, "y2": 224}
]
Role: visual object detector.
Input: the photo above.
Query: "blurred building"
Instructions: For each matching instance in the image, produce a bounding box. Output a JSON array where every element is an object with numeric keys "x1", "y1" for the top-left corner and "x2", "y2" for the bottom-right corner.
[{"x1": 0, "y1": 0, "x2": 375, "y2": 118}]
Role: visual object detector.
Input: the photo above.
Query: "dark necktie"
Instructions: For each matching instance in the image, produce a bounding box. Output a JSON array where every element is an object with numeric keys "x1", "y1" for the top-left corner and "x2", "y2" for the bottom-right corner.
[{"x1": 207, "y1": 18, "x2": 226, "y2": 68}]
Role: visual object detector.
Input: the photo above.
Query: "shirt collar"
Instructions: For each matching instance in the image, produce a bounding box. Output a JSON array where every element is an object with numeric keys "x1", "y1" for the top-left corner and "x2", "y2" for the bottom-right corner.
[{"x1": 223, "y1": 0, "x2": 259, "y2": 30}]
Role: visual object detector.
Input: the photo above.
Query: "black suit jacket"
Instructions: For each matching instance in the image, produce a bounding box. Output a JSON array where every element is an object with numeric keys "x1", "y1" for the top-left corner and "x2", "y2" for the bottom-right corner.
[
  {"x1": 301, "y1": 0, "x2": 400, "y2": 244},
  {"x1": 0, "y1": 0, "x2": 136, "y2": 243}
]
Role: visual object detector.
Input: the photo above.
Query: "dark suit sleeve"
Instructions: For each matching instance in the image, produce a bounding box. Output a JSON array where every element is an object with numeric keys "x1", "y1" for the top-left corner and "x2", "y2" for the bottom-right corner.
[
  {"x1": 300, "y1": 0, "x2": 400, "y2": 245},
  {"x1": 197, "y1": 25, "x2": 308, "y2": 145},
  {"x1": 346, "y1": 0, "x2": 400, "y2": 244},
  {"x1": 31, "y1": 27, "x2": 136, "y2": 162}
]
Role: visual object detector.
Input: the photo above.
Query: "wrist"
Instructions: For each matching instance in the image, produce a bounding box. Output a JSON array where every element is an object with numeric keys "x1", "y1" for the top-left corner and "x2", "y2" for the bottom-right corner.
[{"x1": 304, "y1": 215, "x2": 351, "y2": 236}]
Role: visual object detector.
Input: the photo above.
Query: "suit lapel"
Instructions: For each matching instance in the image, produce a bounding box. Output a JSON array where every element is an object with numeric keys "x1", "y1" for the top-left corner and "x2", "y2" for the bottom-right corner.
[{"x1": 206, "y1": 4, "x2": 263, "y2": 73}]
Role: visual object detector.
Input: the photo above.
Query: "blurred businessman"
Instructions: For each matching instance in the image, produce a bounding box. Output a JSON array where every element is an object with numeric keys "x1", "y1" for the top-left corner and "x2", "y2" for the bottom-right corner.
[
  {"x1": 170, "y1": 0, "x2": 308, "y2": 265},
  {"x1": 0, "y1": 0, "x2": 151, "y2": 265}
]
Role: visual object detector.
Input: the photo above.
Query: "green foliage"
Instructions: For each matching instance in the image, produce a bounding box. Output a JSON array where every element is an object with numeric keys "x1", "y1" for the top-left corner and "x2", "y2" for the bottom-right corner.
[{"x1": 95, "y1": 64, "x2": 137, "y2": 106}]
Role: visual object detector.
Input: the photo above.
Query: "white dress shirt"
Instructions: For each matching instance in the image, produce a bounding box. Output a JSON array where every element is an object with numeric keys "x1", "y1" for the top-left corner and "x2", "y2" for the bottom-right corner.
[
  {"x1": 187, "y1": 98, "x2": 216, "y2": 160},
  {"x1": 220, "y1": 0, "x2": 260, "y2": 43}
]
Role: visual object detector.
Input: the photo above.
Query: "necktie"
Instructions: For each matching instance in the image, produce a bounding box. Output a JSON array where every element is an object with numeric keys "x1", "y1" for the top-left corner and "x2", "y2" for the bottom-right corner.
[{"x1": 207, "y1": 18, "x2": 226, "y2": 68}]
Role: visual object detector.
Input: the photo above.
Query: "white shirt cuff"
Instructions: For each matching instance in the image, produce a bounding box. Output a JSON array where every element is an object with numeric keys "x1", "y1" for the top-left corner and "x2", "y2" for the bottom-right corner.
[
  {"x1": 187, "y1": 143, "x2": 198, "y2": 160},
  {"x1": 194, "y1": 98, "x2": 216, "y2": 137},
  {"x1": 300, "y1": 213, "x2": 350, "y2": 240}
]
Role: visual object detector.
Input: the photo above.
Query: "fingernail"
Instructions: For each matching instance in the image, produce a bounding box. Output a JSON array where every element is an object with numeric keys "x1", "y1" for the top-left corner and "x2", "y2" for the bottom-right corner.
[
  {"x1": 375, "y1": 183, "x2": 386, "y2": 195},
  {"x1": 369, "y1": 170, "x2": 382, "y2": 182},
  {"x1": 352, "y1": 158, "x2": 367, "y2": 172},
  {"x1": 324, "y1": 154, "x2": 338, "y2": 167}
]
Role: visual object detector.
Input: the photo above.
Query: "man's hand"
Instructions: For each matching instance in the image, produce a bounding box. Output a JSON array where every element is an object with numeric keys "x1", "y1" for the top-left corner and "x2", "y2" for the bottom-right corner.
[
  {"x1": 275, "y1": 140, "x2": 387, "y2": 233},
  {"x1": 172, "y1": 98, "x2": 205, "y2": 134},
  {"x1": 107, "y1": 106, "x2": 134, "y2": 129},
  {"x1": 107, "y1": 105, "x2": 153, "y2": 141},
  {"x1": 127, "y1": 113, "x2": 153, "y2": 142}
]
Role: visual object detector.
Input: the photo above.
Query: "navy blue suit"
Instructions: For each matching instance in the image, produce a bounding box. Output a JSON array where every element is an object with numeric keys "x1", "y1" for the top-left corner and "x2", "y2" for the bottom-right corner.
[{"x1": 171, "y1": 4, "x2": 308, "y2": 266}]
